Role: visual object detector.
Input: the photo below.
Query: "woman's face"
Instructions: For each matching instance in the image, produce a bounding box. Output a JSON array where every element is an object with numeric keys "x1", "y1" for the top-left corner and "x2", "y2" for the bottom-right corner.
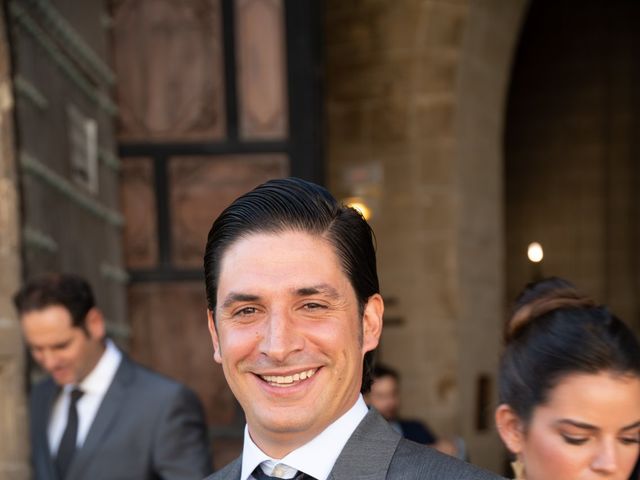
[{"x1": 498, "y1": 371, "x2": 640, "y2": 480}]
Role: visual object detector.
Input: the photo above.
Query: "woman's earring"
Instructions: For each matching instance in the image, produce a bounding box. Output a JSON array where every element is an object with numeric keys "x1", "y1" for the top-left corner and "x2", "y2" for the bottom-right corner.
[{"x1": 511, "y1": 458, "x2": 525, "y2": 480}]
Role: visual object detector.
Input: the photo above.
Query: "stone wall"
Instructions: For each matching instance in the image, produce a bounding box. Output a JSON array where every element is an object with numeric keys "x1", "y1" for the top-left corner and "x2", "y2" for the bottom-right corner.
[
  {"x1": 0, "y1": 3, "x2": 29, "y2": 478},
  {"x1": 8, "y1": 0, "x2": 126, "y2": 339},
  {"x1": 325, "y1": 0, "x2": 530, "y2": 471},
  {"x1": 326, "y1": 0, "x2": 467, "y2": 440}
]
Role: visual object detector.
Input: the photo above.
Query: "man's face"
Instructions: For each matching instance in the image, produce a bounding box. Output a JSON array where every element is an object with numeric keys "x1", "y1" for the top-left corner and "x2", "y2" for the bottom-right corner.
[
  {"x1": 366, "y1": 375, "x2": 400, "y2": 421},
  {"x1": 209, "y1": 230, "x2": 383, "y2": 455},
  {"x1": 21, "y1": 305, "x2": 105, "y2": 385}
]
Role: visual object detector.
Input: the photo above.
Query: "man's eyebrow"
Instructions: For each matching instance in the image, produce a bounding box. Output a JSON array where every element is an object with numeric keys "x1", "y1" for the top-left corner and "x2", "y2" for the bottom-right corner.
[
  {"x1": 220, "y1": 293, "x2": 260, "y2": 309},
  {"x1": 293, "y1": 284, "x2": 341, "y2": 299}
]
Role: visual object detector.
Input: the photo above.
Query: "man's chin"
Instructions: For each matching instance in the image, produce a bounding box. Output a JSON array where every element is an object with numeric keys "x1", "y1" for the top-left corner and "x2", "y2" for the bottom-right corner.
[{"x1": 52, "y1": 372, "x2": 75, "y2": 385}]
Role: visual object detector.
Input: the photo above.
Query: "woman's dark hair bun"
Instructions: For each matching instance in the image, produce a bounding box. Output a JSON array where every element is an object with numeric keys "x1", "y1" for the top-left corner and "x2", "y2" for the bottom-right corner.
[{"x1": 506, "y1": 281, "x2": 596, "y2": 342}]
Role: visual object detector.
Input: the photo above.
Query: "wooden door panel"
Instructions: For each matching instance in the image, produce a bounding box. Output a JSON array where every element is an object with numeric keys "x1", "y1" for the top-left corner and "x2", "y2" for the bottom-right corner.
[
  {"x1": 128, "y1": 282, "x2": 237, "y2": 426},
  {"x1": 112, "y1": 0, "x2": 226, "y2": 142},
  {"x1": 236, "y1": 0, "x2": 288, "y2": 139},
  {"x1": 120, "y1": 157, "x2": 158, "y2": 269},
  {"x1": 169, "y1": 154, "x2": 288, "y2": 268}
]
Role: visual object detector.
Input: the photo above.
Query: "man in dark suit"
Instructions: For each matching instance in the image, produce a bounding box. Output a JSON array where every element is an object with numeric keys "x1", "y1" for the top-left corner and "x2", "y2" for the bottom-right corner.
[
  {"x1": 14, "y1": 273, "x2": 212, "y2": 480},
  {"x1": 203, "y1": 178, "x2": 502, "y2": 479},
  {"x1": 365, "y1": 364, "x2": 438, "y2": 445}
]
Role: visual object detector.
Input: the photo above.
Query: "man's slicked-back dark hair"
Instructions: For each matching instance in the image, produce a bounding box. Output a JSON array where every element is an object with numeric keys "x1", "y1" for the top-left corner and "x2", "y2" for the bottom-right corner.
[
  {"x1": 13, "y1": 273, "x2": 95, "y2": 329},
  {"x1": 203, "y1": 177, "x2": 380, "y2": 391}
]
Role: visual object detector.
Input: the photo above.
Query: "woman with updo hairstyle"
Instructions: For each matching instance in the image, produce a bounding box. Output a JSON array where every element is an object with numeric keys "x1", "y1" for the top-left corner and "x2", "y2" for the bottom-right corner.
[{"x1": 495, "y1": 277, "x2": 640, "y2": 480}]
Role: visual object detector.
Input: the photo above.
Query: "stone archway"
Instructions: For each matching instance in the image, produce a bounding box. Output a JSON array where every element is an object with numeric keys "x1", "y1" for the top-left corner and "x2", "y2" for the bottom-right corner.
[
  {"x1": 325, "y1": 0, "x2": 532, "y2": 472},
  {"x1": 504, "y1": 0, "x2": 640, "y2": 329},
  {"x1": 454, "y1": 0, "x2": 530, "y2": 471}
]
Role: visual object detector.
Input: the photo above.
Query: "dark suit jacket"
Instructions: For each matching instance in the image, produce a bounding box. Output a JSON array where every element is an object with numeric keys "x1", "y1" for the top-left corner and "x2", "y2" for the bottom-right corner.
[
  {"x1": 205, "y1": 409, "x2": 503, "y2": 479},
  {"x1": 397, "y1": 420, "x2": 437, "y2": 445},
  {"x1": 30, "y1": 355, "x2": 212, "y2": 480}
]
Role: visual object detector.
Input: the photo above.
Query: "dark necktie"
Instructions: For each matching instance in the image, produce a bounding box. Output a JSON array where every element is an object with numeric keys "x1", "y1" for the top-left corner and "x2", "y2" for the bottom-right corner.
[
  {"x1": 252, "y1": 465, "x2": 314, "y2": 480},
  {"x1": 56, "y1": 388, "x2": 84, "y2": 479}
]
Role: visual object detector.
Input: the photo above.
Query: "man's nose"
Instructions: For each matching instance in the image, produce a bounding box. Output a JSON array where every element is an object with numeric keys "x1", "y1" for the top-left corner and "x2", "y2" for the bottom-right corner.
[
  {"x1": 260, "y1": 309, "x2": 304, "y2": 362},
  {"x1": 591, "y1": 439, "x2": 618, "y2": 474},
  {"x1": 38, "y1": 350, "x2": 59, "y2": 371}
]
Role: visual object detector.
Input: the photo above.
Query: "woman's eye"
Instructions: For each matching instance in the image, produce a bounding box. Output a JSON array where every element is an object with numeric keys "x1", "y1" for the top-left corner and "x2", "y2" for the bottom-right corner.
[
  {"x1": 561, "y1": 434, "x2": 588, "y2": 445},
  {"x1": 620, "y1": 435, "x2": 640, "y2": 445}
]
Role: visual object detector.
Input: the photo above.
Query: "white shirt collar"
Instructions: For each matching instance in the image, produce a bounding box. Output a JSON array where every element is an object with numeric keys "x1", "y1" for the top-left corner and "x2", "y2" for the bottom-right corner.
[
  {"x1": 49, "y1": 338, "x2": 123, "y2": 453},
  {"x1": 78, "y1": 338, "x2": 122, "y2": 395},
  {"x1": 241, "y1": 395, "x2": 369, "y2": 480}
]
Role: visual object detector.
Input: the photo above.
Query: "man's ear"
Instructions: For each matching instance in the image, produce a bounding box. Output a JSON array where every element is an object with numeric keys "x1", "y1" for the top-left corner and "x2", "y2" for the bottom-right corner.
[
  {"x1": 85, "y1": 308, "x2": 106, "y2": 340},
  {"x1": 362, "y1": 294, "x2": 384, "y2": 353},
  {"x1": 495, "y1": 404, "x2": 525, "y2": 454},
  {"x1": 207, "y1": 309, "x2": 222, "y2": 364}
]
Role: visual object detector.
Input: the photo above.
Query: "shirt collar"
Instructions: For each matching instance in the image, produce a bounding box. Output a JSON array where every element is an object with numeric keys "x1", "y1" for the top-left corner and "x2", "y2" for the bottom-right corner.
[
  {"x1": 241, "y1": 395, "x2": 369, "y2": 480},
  {"x1": 78, "y1": 338, "x2": 122, "y2": 395}
]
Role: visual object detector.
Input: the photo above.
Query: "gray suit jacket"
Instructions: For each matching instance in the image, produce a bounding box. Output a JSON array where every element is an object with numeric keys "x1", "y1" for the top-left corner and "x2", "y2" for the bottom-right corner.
[
  {"x1": 206, "y1": 409, "x2": 502, "y2": 479},
  {"x1": 30, "y1": 355, "x2": 212, "y2": 480}
]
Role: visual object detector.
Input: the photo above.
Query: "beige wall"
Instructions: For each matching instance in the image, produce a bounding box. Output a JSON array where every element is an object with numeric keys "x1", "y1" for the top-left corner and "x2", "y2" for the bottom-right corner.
[
  {"x1": 0, "y1": 3, "x2": 29, "y2": 478},
  {"x1": 326, "y1": 0, "x2": 530, "y2": 471}
]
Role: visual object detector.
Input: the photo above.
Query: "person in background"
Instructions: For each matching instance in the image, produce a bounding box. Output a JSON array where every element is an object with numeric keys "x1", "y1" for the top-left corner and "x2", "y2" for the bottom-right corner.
[
  {"x1": 14, "y1": 273, "x2": 212, "y2": 480},
  {"x1": 366, "y1": 364, "x2": 465, "y2": 459},
  {"x1": 495, "y1": 277, "x2": 640, "y2": 480},
  {"x1": 202, "y1": 177, "x2": 501, "y2": 479},
  {"x1": 365, "y1": 364, "x2": 437, "y2": 444}
]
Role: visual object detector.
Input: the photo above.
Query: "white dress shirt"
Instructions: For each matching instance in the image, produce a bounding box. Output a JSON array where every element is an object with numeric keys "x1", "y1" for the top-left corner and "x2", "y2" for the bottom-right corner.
[
  {"x1": 240, "y1": 395, "x2": 369, "y2": 480},
  {"x1": 48, "y1": 339, "x2": 122, "y2": 455}
]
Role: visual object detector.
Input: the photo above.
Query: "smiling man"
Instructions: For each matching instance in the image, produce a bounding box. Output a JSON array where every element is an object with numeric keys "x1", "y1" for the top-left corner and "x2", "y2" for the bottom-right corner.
[
  {"x1": 14, "y1": 273, "x2": 211, "y2": 480},
  {"x1": 203, "y1": 178, "x2": 501, "y2": 480}
]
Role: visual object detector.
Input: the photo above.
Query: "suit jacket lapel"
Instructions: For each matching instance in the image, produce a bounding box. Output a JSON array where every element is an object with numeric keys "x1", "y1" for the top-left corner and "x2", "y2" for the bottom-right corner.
[
  {"x1": 65, "y1": 356, "x2": 135, "y2": 480},
  {"x1": 328, "y1": 409, "x2": 401, "y2": 480},
  {"x1": 227, "y1": 457, "x2": 242, "y2": 480}
]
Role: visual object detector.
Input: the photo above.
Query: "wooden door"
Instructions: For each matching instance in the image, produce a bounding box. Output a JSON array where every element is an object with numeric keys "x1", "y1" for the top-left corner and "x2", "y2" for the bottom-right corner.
[{"x1": 111, "y1": 0, "x2": 322, "y2": 466}]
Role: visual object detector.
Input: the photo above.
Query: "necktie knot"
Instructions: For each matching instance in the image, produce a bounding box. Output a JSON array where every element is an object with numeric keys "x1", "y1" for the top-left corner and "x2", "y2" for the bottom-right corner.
[
  {"x1": 70, "y1": 387, "x2": 84, "y2": 403},
  {"x1": 252, "y1": 465, "x2": 313, "y2": 480}
]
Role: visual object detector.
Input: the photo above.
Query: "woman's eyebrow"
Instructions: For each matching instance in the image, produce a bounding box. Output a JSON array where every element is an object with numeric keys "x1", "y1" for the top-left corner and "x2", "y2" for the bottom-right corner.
[
  {"x1": 620, "y1": 420, "x2": 640, "y2": 432},
  {"x1": 555, "y1": 419, "x2": 598, "y2": 431}
]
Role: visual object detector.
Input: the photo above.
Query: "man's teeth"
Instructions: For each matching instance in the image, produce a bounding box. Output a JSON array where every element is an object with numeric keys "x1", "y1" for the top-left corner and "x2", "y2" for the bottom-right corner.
[{"x1": 261, "y1": 369, "x2": 316, "y2": 386}]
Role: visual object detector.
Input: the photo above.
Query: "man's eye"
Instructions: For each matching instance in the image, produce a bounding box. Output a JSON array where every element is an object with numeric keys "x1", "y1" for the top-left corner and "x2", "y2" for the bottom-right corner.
[
  {"x1": 303, "y1": 303, "x2": 325, "y2": 310},
  {"x1": 235, "y1": 307, "x2": 258, "y2": 316},
  {"x1": 561, "y1": 434, "x2": 588, "y2": 445}
]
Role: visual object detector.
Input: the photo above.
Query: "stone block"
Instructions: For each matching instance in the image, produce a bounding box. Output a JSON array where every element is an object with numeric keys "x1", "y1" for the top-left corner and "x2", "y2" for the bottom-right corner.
[
  {"x1": 417, "y1": 50, "x2": 459, "y2": 95},
  {"x1": 419, "y1": 139, "x2": 455, "y2": 185},
  {"x1": 326, "y1": 103, "x2": 371, "y2": 145},
  {"x1": 419, "y1": 1, "x2": 468, "y2": 50},
  {"x1": 369, "y1": 98, "x2": 410, "y2": 144},
  {"x1": 415, "y1": 99, "x2": 455, "y2": 138}
]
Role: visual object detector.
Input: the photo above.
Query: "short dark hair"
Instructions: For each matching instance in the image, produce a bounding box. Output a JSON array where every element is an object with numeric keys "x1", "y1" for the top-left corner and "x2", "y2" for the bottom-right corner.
[
  {"x1": 203, "y1": 177, "x2": 380, "y2": 392},
  {"x1": 372, "y1": 363, "x2": 400, "y2": 382},
  {"x1": 499, "y1": 277, "x2": 640, "y2": 424},
  {"x1": 13, "y1": 273, "x2": 95, "y2": 329}
]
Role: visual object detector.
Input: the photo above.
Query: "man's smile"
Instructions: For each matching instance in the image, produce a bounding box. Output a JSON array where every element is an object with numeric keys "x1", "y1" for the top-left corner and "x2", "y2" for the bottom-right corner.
[{"x1": 258, "y1": 368, "x2": 318, "y2": 387}]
